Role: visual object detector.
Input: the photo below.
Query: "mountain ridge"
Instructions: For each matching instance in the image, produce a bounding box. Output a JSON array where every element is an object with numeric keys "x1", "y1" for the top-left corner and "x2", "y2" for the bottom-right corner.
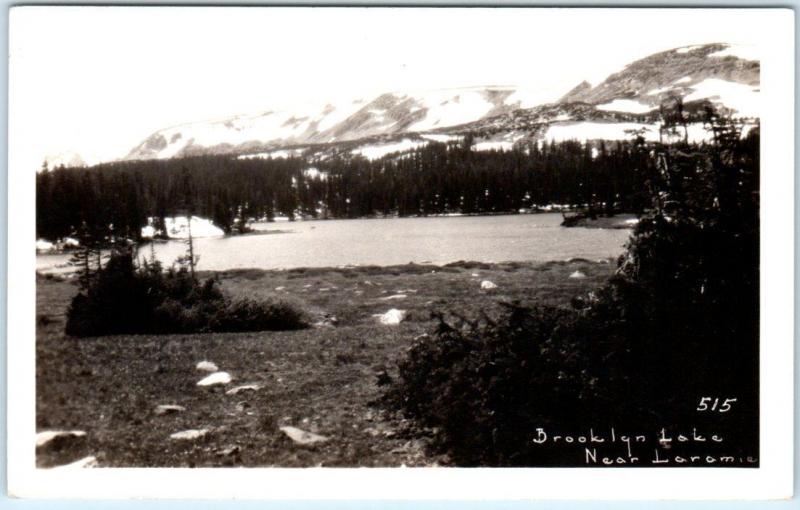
[{"x1": 73, "y1": 43, "x2": 761, "y2": 166}]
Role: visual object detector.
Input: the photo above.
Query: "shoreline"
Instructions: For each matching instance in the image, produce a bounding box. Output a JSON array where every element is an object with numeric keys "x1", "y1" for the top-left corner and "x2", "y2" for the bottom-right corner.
[
  {"x1": 36, "y1": 209, "x2": 605, "y2": 255},
  {"x1": 37, "y1": 257, "x2": 618, "y2": 280}
]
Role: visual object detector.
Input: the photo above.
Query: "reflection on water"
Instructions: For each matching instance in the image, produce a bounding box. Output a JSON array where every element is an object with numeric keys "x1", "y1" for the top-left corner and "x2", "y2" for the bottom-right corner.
[{"x1": 37, "y1": 213, "x2": 632, "y2": 273}]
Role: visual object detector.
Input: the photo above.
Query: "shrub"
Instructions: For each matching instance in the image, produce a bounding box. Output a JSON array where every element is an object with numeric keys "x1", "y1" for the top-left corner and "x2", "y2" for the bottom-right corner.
[
  {"x1": 385, "y1": 305, "x2": 623, "y2": 466},
  {"x1": 220, "y1": 297, "x2": 309, "y2": 332},
  {"x1": 65, "y1": 251, "x2": 308, "y2": 337}
]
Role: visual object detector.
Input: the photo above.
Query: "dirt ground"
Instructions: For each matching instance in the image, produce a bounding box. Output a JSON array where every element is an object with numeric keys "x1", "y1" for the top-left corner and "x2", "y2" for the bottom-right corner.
[{"x1": 35, "y1": 258, "x2": 615, "y2": 468}]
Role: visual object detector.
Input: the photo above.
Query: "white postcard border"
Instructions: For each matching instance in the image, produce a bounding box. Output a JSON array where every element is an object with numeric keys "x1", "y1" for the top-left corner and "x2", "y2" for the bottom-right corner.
[{"x1": 6, "y1": 6, "x2": 795, "y2": 500}]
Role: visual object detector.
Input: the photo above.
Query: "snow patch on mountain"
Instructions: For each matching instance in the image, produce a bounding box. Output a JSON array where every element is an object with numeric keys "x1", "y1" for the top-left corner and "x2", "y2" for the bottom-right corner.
[
  {"x1": 406, "y1": 91, "x2": 497, "y2": 132},
  {"x1": 351, "y1": 139, "x2": 428, "y2": 160},
  {"x1": 544, "y1": 119, "x2": 754, "y2": 145},
  {"x1": 239, "y1": 148, "x2": 304, "y2": 160},
  {"x1": 474, "y1": 141, "x2": 515, "y2": 151},
  {"x1": 675, "y1": 45, "x2": 705, "y2": 54},
  {"x1": 544, "y1": 122, "x2": 660, "y2": 142},
  {"x1": 596, "y1": 99, "x2": 653, "y2": 114},
  {"x1": 420, "y1": 134, "x2": 460, "y2": 143},
  {"x1": 647, "y1": 85, "x2": 673, "y2": 96},
  {"x1": 684, "y1": 79, "x2": 760, "y2": 118},
  {"x1": 708, "y1": 44, "x2": 759, "y2": 62}
]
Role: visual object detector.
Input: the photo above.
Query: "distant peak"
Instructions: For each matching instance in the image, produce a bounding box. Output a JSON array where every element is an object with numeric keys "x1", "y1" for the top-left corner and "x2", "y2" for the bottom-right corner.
[{"x1": 558, "y1": 80, "x2": 592, "y2": 103}]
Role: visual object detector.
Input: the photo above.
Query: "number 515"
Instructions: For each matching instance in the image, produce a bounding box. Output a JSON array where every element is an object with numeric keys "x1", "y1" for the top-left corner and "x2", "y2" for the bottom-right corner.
[{"x1": 697, "y1": 397, "x2": 737, "y2": 412}]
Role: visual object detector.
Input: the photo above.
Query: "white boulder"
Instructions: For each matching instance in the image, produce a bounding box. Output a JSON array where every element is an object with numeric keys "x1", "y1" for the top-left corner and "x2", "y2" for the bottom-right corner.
[
  {"x1": 280, "y1": 426, "x2": 329, "y2": 445},
  {"x1": 569, "y1": 271, "x2": 587, "y2": 279},
  {"x1": 170, "y1": 429, "x2": 210, "y2": 441},
  {"x1": 196, "y1": 361, "x2": 219, "y2": 372},
  {"x1": 197, "y1": 371, "x2": 232, "y2": 386},
  {"x1": 375, "y1": 309, "x2": 406, "y2": 325},
  {"x1": 226, "y1": 384, "x2": 261, "y2": 395},
  {"x1": 36, "y1": 430, "x2": 86, "y2": 448},
  {"x1": 480, "y1": 280, "x2": 498, "y2": 290}
]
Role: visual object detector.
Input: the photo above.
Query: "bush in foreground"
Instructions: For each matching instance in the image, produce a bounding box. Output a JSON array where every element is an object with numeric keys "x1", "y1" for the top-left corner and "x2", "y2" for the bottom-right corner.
[
  {"x1": 386, "y1": 305, "x2": 617, "y2": 466},
  {"x1": 65, "y1": 251, "x2": 308, "y2": 337}
]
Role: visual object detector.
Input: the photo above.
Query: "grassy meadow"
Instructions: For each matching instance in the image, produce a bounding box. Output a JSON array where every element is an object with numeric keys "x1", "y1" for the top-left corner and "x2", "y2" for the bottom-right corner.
[{"x1": 36, "y1": 258, "x2": 615, "y2": 468}]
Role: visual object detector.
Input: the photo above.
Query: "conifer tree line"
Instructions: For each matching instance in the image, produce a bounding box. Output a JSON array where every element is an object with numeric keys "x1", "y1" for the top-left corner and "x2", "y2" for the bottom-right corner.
[{"x1": 35, "y1": 132, "x2": 754, "y2": 244}]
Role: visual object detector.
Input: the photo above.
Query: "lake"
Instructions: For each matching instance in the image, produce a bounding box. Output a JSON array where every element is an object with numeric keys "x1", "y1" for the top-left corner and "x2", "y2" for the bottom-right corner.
[{"x1": 36, "y1": 213, "x2": 633, "y2": 273}]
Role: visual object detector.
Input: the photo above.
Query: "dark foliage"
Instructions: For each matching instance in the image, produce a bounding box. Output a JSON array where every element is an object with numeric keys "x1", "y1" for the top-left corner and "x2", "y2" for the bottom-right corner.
[
  {"x1": 390, "y1": 305, "x2": 608, "y2": 466},
  {"x1": 65, "y1": 251, "x2": 308, "y2": 337},
  {"x1": 36, "y1": 138, "x2": 656, "y2": 243},
  {"x1": 385, "y1": 114, "x2": 760, "y2": 466}
]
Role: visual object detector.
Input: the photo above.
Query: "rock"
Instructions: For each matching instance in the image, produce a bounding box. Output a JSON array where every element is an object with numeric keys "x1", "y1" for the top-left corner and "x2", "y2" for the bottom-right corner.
[
  {"x1": 569, "y1": 270, "x2": 587, "y2": 279},
  {"x1": 197, "y1": 371, "x2": 232, "y2": 386},
  {"x1": 225, "y1": 384, "x2": 260, "y2": 395},
  {"x1": 480, "y1": 280, "x2": 498, "y2": 290},
  {"x1": 170, "y1": 429, "x2": 210, "y2": 441},
  {"x1": 471, "y1": 273, "x2": 480, "y2": 277},
  {"x1": 280, "y1": 426, "x2": 329, "y2": 446},
  {"x1": 235, "y1": 401, "x2": 251, "y2": 412},
  {"x1": 52, "y1": 455, "x2": 98, "y2": 469},
  {"x1": 154, "y1": 404, "x2": 186, "y2": 416},
  {"x1": 374, "y1": 309, "x2": 406, "y2": 325},
  {"x1": 312, "y1": 314, "x2": 338, "y2": 328},
  {"x1": 196, "y1": 360, "x2": 219, "y2": 372},
  {"x1": 274, "y1": 286, "x2": 286, "y2": 291},
  {"x1": 36, "y1": 430, "x2": 87, "y2": 449},
  {"x1": 379, "y1": 294, "x2": 407, "y2": 301},
  {"x1": 217, "y1": 445, "x2": 240, "y2": 457}
]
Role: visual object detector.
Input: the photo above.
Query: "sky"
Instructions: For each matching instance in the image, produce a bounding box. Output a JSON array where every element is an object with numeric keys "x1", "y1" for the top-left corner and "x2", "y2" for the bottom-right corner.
[{"x1": 9, "y1": 7, "x2": 768, "y2": 171}]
